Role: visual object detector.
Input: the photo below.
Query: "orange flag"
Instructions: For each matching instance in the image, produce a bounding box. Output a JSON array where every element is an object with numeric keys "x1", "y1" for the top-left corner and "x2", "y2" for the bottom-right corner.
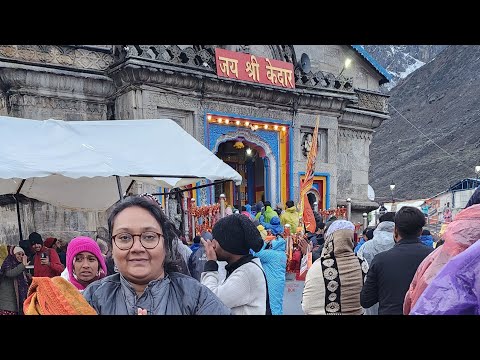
[{"x1": 299, "y1": 116, "x2": 320, "y2": 233}]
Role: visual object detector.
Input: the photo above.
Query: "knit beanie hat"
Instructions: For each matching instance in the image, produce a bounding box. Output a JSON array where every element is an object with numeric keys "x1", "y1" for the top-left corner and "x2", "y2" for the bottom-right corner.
[
  {"x1": 29, "y1": 232, "x2": 43, "y2": 245},
  {"x1": 44, "y1": 237, "x2": 57, "y2": 248},
  {"x1": 13, "y1": 246, "x2": 24, "y2": 255},
  {"x1": 212, "y1": 214, "x2": 263, "y2": 255},
  {"x1": 66, "y1": 236, "x2": 107, "y2": 290}
]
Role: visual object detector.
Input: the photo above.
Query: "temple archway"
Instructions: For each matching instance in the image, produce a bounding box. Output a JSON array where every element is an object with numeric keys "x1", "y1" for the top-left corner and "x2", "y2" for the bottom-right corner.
[{"x1": 213, "y1": 129, "x2": 278, "y2": 206}]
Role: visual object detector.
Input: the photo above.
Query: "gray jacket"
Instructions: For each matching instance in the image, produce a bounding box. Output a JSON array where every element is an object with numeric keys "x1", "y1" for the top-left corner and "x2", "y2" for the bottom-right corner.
[
  {"x1": 83, "y1": 271, "x2": 231, "y2": 315},
  {"x1": 0, "y1": 263, "x2": 25, "y2": 312}
]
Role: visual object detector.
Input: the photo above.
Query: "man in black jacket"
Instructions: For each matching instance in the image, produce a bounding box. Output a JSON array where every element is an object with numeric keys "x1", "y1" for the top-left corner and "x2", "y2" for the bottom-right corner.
[{"x1": 360, "y1": 206, "x2": 433, "y2": 315}]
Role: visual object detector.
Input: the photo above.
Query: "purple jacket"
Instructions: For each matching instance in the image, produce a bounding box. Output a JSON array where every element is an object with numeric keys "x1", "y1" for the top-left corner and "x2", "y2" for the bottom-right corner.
[{"x1": 410, "y1": 239, "x2": 480, "y2": 315}]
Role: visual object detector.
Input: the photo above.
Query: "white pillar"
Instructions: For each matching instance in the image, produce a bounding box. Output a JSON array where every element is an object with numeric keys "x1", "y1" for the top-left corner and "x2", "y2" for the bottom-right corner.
[
  {"x1": 346, "y1": 198, "x2": 352, "y2": 221},
  {"x1": 191, "y1": 198, "x2": 196, "y2": 239},
  {"x1": 220, "y1": 194, "x2": 226, "y2": 218}
]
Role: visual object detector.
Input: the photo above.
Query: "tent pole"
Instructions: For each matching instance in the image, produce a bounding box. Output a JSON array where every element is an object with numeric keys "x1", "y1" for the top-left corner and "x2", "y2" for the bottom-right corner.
[
  {"x1": 116, "y1": 176, "x2": 123, "y2": 200},
  {"x1": 14, "y1": 195, "x2": 23, "y2": 242},
  {"x1": 14, "y1": 179, "x2": 26, "y2": 242},
  {"x1": 125, "y1": 180, "x2": 135, "y2": 196}
]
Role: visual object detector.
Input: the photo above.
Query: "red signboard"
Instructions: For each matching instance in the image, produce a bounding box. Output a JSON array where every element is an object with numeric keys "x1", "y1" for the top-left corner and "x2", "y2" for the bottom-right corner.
[{"x1": 215, "y1": 48, "x2": 295, "y2": 89}]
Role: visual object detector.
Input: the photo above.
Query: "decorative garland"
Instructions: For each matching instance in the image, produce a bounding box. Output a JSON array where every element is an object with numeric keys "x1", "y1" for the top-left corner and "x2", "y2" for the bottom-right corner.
[
  {"x1": 320, "y1": 207, "x2": 347, "y2": 219},
  {"x1": 190, "y1": 203, "x2": 220, "y2": 236}
]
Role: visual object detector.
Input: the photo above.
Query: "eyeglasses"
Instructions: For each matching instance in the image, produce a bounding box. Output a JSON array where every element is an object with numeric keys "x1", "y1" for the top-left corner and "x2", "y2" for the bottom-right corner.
[{"x1": 112, "y1": 231, "x2": 163, "y2": 250}]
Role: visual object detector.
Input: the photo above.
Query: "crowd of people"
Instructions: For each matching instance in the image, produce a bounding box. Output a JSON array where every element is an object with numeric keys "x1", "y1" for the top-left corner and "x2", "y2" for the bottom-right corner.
[{"x1": 0, "y1": 186, "x2": 479, "y2": 315}]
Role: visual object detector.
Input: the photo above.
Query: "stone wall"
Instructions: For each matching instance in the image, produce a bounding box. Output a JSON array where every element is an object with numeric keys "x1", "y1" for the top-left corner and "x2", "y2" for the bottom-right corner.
[
  {"x1": 292, "y1": 113, "x2": 339, "y2": 209},
  {"x1": 0, "y1": 92, "x2": 6, "y2": 115},
  {"x1": 336, "y1": 127, "x2": 372, "y2": 201},
  {"x1": 0, "y1": 198, "x2": 107, "y2": 245},
  {"x1": 292, "y1": 45, "x2": 383, "y2": 92}
]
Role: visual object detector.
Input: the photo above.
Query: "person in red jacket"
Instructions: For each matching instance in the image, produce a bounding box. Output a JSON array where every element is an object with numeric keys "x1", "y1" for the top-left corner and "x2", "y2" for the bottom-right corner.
[{"x1": 29, "y1": 232, "x2": 64, "y2": 278}]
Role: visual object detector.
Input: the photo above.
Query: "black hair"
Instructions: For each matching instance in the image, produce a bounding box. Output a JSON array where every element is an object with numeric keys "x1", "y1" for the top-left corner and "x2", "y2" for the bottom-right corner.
[
  {"x1": 421, "y1": 229, "x2": 431, "y2": 236},
  {"x1": 394, "y1": 206, "x2": 426, "y2": 239},
  {"x1": 314, "y1": 211, "x2": 324, "y2": 232},
  {"x1": 379, "y1": 211, "x2": 396, "y2": 223},
  {"x1": 286, "y1": 200, "x2": 294, "y2": 208},
  {"x1": 193, "y1": 235, "x2": 201, "y2": 244},
  {"x1": 316, "y1": 221, "x2": 325, "y2": 232},
  {"x1": 264, "y1": 201, "x2": 271, "y2": 207},
  {"x1": 107, "y1": 195, "x2": 183, "y2": 273},
  {"x1": 366, "y1": 229, "x2": 375, "y2": 240},
  {"x1": 241, "y1": 205, "x2": 247, "y2": 211}
]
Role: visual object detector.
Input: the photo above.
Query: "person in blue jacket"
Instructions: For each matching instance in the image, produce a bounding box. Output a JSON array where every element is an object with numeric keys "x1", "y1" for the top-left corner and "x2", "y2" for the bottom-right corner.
[
  {"x1": 251, "y1": 236, "x2": 287, "y2": 315},
  {"x1": 261, "y1": 216, "x2": 284, "y2": 236},
  {"x1": 420, "y1": 229, "x2": 434, "y2": 248}
]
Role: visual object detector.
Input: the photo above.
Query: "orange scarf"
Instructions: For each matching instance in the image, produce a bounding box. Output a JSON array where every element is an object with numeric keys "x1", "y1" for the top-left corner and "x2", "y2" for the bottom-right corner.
[{"x1": 23, "y1": 276, "x2": 97, "y2": 315}]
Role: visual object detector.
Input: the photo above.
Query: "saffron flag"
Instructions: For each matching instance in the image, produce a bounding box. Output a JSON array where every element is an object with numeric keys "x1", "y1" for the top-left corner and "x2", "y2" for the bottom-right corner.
[{"x1": 299, "y1": 116, "x2": 320, "y2": 233}]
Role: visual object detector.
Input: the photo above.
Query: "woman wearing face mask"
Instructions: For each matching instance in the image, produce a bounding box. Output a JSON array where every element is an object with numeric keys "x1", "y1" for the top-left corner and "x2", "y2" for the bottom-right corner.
[
  {"x1": 0, "y1": 246, "x2": 30, "y2": 315},
  {"x1": 60, "y1": 237, "x2": 107, "y2": 292},
  {"x1": 82, "y1": 195, "x2": 231, "y2": 315}
]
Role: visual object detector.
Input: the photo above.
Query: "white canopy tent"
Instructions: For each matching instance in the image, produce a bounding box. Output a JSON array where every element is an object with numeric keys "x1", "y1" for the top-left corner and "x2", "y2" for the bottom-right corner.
[{"x1": 0, "y1": 116, "x2": 242, "y2": 211}]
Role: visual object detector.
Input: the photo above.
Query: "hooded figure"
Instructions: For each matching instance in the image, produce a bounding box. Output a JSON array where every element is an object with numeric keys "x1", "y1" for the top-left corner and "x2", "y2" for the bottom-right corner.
[
  {"x1": 262, "y1": 202, "x2": 278, "y2": 224},
  {"x1": 280, "y1": 201, "x2": 300, "y2": 230},
  {"x1": 245, "y1": 204, "x2": 254, "y2": 217},
  {"x1": 302, "y1": 220, "x2": 368, "y2": 315},
  {"x1": 410, "y1": 238, "x2": 480, "y2": 315},
  {"x1": 263, "y1": 216, "x2": 284, "y2": 236},
  {"x1": 403, "y1": 203, "x2": 480, "y2": 314},
  {"x1": 356, "y1": 221, "x2": 395, "y2": 315},
  {"x1": 251, "y1": 237, "x2": 287, "y2": 315},
  {"x1": 357, "y1": 222, "x2": 395, "y2": 266},
  {"x1": 420, "y1": 229, "x2": 434, "y2": 248}
]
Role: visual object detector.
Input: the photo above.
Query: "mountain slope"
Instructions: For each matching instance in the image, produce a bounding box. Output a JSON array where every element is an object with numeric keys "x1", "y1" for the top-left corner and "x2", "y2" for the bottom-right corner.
[
  {"x1": 363, "y1": 45, "x2": 447, "y2": 90},
  {"x1": 369, "y1": 45, "x2": 480, "y2": 201}
]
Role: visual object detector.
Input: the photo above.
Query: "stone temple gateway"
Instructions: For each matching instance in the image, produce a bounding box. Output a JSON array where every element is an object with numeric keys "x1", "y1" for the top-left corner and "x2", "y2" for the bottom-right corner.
[{"x1": 0, "y1": 45, "x2": 390, "y2": 244}]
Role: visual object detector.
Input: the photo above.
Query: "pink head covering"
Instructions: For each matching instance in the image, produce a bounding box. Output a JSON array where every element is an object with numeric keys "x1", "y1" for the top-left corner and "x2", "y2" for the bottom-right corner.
[
  {"x1": 404, "y1": 203, "x2": 480, "y2": 314},
  {"x1": 67, "y1": 236, "x2": 107, "y2": 290}
]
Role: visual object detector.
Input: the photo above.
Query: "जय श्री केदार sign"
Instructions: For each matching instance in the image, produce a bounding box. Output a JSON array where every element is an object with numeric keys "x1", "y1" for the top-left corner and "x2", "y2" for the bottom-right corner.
[{"x1": 215, "y1": 48, "x2": 295, "y2": 89}]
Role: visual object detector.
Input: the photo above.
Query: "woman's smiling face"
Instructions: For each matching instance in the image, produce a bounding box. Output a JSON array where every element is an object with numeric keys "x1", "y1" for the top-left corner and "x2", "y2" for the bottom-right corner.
[{"x1": 111, "y1": 206, "x2": 165, "y2": 285}]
